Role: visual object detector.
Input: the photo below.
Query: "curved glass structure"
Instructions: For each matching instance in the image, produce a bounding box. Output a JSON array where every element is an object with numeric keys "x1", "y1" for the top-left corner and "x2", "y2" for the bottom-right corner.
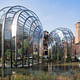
[
  {"x1": 0, "y1": 6, "x2": 43, "y2": 68},
  {"x1": 49, "y1": 27, "x2": 75, "y2": 62}
]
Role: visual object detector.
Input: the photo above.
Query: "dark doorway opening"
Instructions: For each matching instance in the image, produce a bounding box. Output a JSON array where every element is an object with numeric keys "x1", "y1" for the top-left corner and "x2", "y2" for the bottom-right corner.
[{"x1": 45, "y1": 51, "x2": 48, "y2": 55}]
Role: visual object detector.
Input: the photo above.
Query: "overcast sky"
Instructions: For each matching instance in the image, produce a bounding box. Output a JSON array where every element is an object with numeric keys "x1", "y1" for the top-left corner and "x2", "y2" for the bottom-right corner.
[{"x1": 0, "y1": 0, "x2": 80, "y2": 35}]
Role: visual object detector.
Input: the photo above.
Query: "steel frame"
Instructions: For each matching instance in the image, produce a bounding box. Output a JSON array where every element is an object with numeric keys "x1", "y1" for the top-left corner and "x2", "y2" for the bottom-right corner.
[
  {"x1": 0, "y1": 5, "x2": 43, "y2": 68},
  {"x1": 49, "y1": 27, "x2": 74, "y2": 60}
]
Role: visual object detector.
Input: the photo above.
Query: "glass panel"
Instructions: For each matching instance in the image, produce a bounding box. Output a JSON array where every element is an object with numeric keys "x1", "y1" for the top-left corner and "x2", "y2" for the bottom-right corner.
[
  {"x1": 4, "y1": 17, "x2": 12, "y2": 67},
  {"x1": 33, "y1": 26, "x2": 42, "y2": 64},
  {"x1": 39, "y1": 31, "x2": 43, "y2": 63},
  {"x1": 17, "y1": 22, "x2": 23, "y2": 66},
  {"x1": 23, "y1": 27, "x2": 29, "y2": 66}
]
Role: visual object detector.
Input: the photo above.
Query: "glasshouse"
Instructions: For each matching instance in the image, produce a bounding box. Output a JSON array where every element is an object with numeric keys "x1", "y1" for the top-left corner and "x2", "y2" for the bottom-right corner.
[
  {"x1": 0, "y1": 6, "x2": 76, "y2": 69},
  {"x1": 48, "y1": 28, "x2": 75, "y2": 62},
  {"x1": 0, "y1": 5, "x2": 44, "y2": 68}
]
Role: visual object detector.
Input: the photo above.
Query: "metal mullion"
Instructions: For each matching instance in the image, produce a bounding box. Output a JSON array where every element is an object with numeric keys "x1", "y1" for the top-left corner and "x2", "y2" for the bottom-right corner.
[
  {"x1": 25, "y1": 16, "x2": 37, "y2": 27},
  {"x1": 18, "y1": 22, "x2": 24, "y2": 26},
  {"x1": 24, "y1": 23, "x2": 31, "y2": 28},
  {"x1": 19, "y1": 15, "x2": 26, "y2": 21},
  {"x1": 24, "y1": 19, "x2": 38, "y2": 29},
  {"x1": 18, "y1": 19, "x2": 24, "y2": 24},
  {"x1": 26, "y1": 10, "x2": 39, "y2": 20},
  {"x1": 25, "y1": 19, "x2": 33, "y2": 27},
  {"x1": 19, "y1": 22, "x2": 31, "y2": 30},
  {"x1": 8, "y1": 10, "x2": 16, "y2": 14},
  {"x1": 0, "y1": 6, "x2": 11, "y2": 12},
  {"x1": 20, "y1": 14, "x2": 27, "y2": 19}
]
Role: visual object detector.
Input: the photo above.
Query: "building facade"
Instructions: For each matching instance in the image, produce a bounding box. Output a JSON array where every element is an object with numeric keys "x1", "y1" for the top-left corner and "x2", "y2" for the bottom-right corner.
[{"x1": 75, "y1": 22, "x2": 80, "y2": 43}]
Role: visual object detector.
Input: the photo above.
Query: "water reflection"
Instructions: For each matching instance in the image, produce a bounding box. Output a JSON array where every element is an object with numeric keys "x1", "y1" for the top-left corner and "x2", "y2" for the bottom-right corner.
[{"x1": 1, "y1": 62, "x2": 80, "y2": 80}]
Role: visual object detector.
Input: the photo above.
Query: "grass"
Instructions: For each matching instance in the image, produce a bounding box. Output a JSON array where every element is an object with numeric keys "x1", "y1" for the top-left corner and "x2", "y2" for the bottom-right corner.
[
  {"x1": 2, "y1": 71, "x2": 79, "y2": 80},
  {"x1": 11, "y1": 72, "x2": 55, "y2": 80},
  {"x1": 0, "y1": 62, "x2": 80, "y2": 80}
]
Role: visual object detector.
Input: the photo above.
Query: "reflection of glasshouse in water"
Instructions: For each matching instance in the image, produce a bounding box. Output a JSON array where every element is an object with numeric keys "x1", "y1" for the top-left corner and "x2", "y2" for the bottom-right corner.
[
  {"x1": 0, "y1": 6, "x2": 44, "y2": 68},
  {"x1": 48, "y1": 28, "x2": 75, "y2": 62}
]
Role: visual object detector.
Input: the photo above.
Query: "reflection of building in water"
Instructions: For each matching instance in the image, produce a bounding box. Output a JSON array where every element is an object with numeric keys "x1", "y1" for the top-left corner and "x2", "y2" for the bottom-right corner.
[{"x1": 48, "y1": 62, "x2": 52, "y2": 73}]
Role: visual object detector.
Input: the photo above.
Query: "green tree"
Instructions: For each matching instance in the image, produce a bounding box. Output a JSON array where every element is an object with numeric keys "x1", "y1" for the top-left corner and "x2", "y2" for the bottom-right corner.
[
  {"x1": 67, "y1": 46, "x2": 71, "y2": 62},
  {"x1": 18, "y1": 48, "x2": 22, "y2": 55},
  {"x1": 5, "y1": 49, "x2": 10, "y2": 59}
]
